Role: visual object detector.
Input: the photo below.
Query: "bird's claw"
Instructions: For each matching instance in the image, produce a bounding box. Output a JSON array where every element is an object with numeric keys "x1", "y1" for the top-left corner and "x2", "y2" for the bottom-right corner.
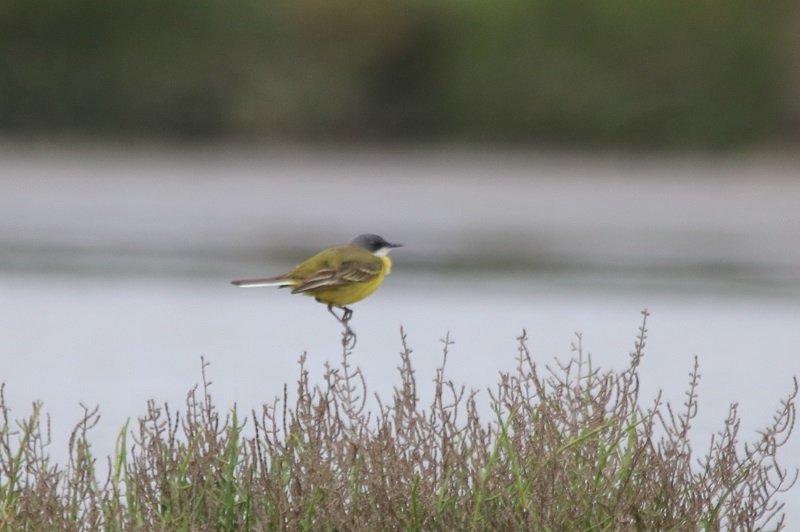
[{"x1": 328, "y1": 305, "x2": 358, "y2": 349}]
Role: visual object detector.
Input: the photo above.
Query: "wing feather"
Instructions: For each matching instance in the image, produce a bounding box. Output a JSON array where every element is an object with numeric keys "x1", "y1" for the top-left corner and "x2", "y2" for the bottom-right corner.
[{"x1": 291, "y1": 261, "x2": 381, "y2": 294}]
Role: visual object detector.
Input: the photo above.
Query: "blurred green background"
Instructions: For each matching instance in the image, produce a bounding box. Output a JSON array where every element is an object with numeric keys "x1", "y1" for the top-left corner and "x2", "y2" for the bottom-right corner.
[{"x1": 1, "y1": 0, "x2": 798, "y2": 148}]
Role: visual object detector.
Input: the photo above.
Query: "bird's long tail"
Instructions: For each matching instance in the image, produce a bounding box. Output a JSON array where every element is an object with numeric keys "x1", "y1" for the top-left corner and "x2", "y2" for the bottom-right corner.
[{"x1": 231, "y1": 275, "x2": 295, "y2": 288}]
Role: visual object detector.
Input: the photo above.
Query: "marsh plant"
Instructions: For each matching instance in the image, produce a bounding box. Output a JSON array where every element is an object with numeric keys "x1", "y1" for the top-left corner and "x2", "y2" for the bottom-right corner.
[{"x1": 0, "y1": 311, "x2": 796, "y2": 530}]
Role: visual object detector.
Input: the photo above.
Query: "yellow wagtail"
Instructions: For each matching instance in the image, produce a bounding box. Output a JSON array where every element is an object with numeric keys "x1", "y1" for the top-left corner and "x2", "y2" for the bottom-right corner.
[{"x1": 231, "y1": 233, "x2": 402, "y2": 343}]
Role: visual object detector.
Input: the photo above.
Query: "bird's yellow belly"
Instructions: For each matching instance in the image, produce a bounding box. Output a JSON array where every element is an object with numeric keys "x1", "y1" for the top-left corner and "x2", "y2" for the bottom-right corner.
[{"x1": 308, "y1": 271, "x2": 385, "y2": 306}]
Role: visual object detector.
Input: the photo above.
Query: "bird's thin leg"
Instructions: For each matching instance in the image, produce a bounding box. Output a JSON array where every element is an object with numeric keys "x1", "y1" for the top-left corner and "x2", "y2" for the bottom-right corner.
[
  {"x1": 326, "y1": 303, "x2": 338, "y2": 320},
  {"x1": 327, "y1": 304, "x2": 357, "y2": 348},
  {"x1": 341, "y1": 307, "x2": 356, "y2": 348}
]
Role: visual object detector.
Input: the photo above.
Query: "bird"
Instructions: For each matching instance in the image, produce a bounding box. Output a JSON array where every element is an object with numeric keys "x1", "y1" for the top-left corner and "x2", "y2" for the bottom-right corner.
[{"x1": 231, "y1": 233, "x2": 402, "y2": 345}]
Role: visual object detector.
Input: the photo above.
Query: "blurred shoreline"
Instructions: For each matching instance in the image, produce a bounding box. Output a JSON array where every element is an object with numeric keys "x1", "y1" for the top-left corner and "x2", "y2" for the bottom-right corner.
[{"x1": 2, "y1": 144, "x2": 799, "y2": 294}]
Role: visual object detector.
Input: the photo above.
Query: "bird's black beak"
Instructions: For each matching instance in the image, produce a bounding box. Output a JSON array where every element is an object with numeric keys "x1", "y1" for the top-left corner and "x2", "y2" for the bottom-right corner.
[{"x1": 389, "y1": 242, "x2": 403, "y2": 248}]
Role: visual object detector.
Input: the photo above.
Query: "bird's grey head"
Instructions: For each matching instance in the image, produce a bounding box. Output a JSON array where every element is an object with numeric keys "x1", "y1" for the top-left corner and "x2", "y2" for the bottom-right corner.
[{"x1": 351, "y1": 233, "x2": 403, "y2": 256}]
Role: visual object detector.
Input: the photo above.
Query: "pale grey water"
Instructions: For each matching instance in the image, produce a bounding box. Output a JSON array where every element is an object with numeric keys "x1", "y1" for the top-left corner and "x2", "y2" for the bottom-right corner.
[{"x1": 1, "y1": 146, "x2": 799, "y2": 523}]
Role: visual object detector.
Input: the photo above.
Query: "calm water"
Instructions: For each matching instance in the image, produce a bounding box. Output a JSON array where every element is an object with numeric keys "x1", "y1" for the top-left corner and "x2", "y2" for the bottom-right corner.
[{"x1": 1, "y1": 147, "x2": 799, "y2": 522}]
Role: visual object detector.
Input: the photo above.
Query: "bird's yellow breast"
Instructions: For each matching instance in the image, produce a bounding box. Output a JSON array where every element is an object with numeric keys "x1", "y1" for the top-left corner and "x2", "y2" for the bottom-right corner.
[{"x1": 381, "y1": 255, "x2": 392, "y2": 275}]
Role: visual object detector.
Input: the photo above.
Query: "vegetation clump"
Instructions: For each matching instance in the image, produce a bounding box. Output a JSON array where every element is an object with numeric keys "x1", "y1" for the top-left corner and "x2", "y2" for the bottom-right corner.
[{"x1": 0, "y1": 311, "x2": 796, "y2": 530}]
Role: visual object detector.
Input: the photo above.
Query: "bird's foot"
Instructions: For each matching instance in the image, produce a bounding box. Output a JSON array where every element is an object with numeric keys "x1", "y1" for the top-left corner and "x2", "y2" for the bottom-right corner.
[{"x1": 328, "y1": 305, "x2": 357, "y2": 349}]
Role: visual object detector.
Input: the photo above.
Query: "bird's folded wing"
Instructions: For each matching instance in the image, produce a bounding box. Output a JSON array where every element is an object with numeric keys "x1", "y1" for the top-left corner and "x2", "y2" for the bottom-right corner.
[{"x1": 291, "y1": 262, "x2": 380, "y2": 294}]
